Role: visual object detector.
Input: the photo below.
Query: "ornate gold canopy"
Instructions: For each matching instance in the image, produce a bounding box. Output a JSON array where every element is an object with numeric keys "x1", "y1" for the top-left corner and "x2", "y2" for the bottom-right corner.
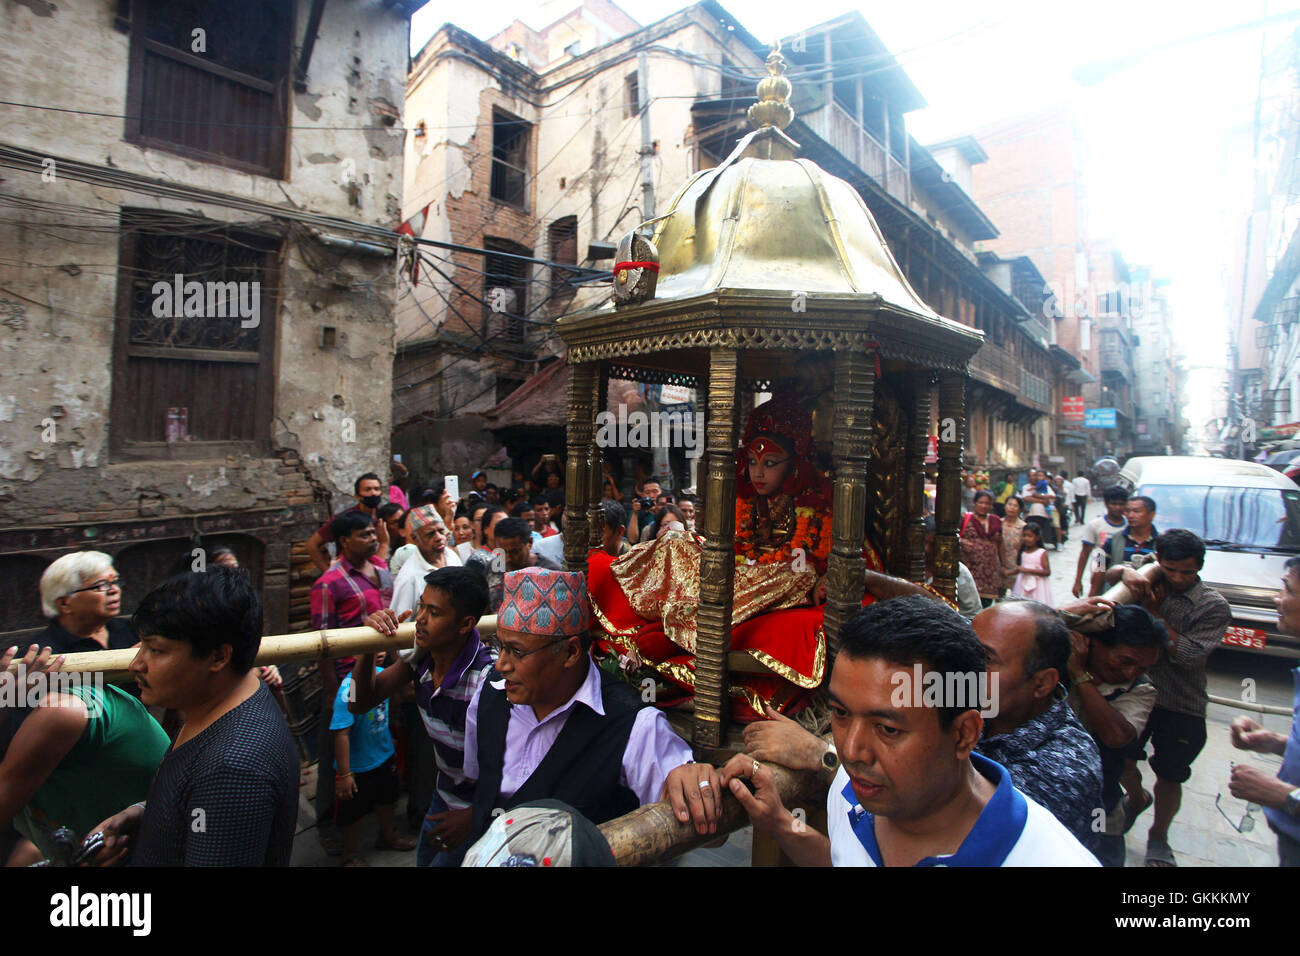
[
  {"x1": 557, "y1": 44, "x2": 977, "y2": 752},
  {"x1": 558, "y1": 44, "x2": 980, "y2": 377}
]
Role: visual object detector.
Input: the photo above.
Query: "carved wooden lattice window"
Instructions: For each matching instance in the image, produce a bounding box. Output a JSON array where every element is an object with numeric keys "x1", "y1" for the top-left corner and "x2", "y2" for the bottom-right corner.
[
  {"x1": 110, "y1": 211, "x2": 279, "y2": 460},
  {"x1": 124, "y1": 0, "x2": 292, "y2": 177}
]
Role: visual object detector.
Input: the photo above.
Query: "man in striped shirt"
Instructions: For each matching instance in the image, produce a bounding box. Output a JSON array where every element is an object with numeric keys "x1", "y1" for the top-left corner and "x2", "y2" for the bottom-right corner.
[
  {"x1": 359, "y1": 566, "x2": 494, "y2": 867},
  {"x1": 309, "y1": 509, "x2": 394, "y2": 853}
]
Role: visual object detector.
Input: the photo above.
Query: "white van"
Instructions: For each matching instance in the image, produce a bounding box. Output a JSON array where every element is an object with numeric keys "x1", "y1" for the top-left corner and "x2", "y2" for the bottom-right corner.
[{"x1": 1117, "y1": 456, "x2": 1300, "y2": 660}]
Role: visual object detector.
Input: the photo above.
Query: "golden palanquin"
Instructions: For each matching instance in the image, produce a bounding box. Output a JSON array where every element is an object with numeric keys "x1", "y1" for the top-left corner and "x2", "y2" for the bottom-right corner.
[{"x1": 556, "y1": 48, "x2": 984, "y2": 754}]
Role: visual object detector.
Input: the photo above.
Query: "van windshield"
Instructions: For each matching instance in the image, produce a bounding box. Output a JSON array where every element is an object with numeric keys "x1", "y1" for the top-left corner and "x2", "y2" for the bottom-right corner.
[{"x1": 1135, "y1": 484, "x2": 1300, "y2": 551}]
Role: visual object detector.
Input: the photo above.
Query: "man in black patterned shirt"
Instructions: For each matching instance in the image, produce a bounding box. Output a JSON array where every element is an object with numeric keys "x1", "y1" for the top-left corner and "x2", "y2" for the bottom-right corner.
[
  {"x1": 973, "y1": 601, "x2": 1103, "y2": 856},
  {"x1": 87, "y1": 569, "x2": 298, "y2": 867}
]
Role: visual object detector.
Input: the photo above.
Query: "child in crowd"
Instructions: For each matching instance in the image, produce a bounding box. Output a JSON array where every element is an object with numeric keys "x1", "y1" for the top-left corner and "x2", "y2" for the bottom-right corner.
[
  {"x1": 1011, "y1": 523, "x2": 1054, "y2": 607},
  {"x1": 331, "y1": 654, "x2": 415, "y2": 866}
]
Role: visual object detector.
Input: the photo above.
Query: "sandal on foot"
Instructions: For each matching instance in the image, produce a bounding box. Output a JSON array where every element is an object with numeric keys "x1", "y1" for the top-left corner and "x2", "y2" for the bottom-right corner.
[
  {"x1": 1122, "y1": 789, "x2": 1152, "y2": 835},
  {"x1": 376, "y1": 834, "x2": 417, "y2": 852},
  {"x1": 1145, "y1": 837, "x2": 1176, "y2": 868}
]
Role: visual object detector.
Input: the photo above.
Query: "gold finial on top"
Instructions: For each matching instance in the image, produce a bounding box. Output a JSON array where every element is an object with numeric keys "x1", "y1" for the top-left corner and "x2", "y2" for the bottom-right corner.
[{"x1": 747, "y1": 39, "x2": 794, "y2": 131}]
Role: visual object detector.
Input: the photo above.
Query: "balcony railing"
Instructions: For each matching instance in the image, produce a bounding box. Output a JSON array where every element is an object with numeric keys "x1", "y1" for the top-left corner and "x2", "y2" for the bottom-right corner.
[
  {"x1": 1020, "y1": 369, "x2": 1051, "y2": 409},
  {"x1": 969, "y1": 343, "x2": 1052, "y2": 414},
  {"x1": 801, "y1": 100, "x2": 910, "y2": 205},
  {"x1": 1099, "y1": 346, "x2": 1134, "y2": 382}
]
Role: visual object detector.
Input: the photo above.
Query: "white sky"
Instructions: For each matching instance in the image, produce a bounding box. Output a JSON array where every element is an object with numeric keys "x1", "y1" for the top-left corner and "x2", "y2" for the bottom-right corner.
[{"x1": 412, "y1": 0, "x2": 1300, "y2": 432}]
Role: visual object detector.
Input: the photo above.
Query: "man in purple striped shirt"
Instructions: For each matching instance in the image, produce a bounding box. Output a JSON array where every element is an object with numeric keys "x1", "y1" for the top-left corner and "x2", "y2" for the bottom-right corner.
[
  {"x1": 359, "y1": 566, "x2": 494, "y2": 866},
  {"x1": 462, "y1": 568, "x2": 723, "y2": 847}
]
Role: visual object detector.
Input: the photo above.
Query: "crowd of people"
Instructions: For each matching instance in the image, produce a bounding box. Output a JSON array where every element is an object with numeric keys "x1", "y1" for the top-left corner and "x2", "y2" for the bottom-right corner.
[{"x1": 1, "y1": 453, "x2": 1297, "y2": 870}]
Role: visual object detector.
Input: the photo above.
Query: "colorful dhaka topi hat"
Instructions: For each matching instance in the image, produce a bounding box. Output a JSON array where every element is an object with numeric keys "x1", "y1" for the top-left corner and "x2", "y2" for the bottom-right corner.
[
  {"x1": 405, "y1": 505, "x2": 443, "y2": 533},
  {"x1": 498, "y1": 567, "x2": 589, "y2": 637}
]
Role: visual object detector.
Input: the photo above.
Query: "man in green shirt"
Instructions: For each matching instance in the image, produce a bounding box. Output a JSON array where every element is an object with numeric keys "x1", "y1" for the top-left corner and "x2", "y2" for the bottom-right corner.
[{"x1": 0, "y1": 644, "x2": 168, "y2": 864}]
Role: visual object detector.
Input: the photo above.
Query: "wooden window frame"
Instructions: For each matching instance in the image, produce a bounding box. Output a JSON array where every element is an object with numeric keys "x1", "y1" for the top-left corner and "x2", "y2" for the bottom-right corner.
[
  {"x1": 122, "y1": 1, "x2": 293, "y2": 179},
  {"x1": 489, "y1": 109, "x2": 531, "y2": 210},
  {"x1": 108, "y1": 212, "x2": 282, "y2": 462}
]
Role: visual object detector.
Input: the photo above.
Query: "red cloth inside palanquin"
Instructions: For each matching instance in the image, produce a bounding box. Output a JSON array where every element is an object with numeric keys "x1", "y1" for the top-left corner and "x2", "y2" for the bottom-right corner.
[{"x1": 586, "y1": 548, "x2": 880, "y2": 722}]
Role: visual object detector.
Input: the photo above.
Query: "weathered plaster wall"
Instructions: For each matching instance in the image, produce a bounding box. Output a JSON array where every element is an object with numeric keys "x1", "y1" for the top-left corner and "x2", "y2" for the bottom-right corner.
[{"x1": 0, "y1": 0, "x2": 410, "y2": 521}]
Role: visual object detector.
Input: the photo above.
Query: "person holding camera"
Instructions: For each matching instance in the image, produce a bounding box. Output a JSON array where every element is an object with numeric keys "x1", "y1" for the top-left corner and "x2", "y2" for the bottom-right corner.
[{"x1": 625, "y1": 479, "x2": 664, "y2": 545}]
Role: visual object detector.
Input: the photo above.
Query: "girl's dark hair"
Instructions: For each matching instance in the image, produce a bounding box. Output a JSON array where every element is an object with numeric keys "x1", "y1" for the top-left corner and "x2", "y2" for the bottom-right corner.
[
  {"x1": 973, "y1": 490, "x2": 994, "y2": 504},
  {"x1": 480, "y1": 505, "x2": 507, "y2": 538},
  {"x1": 1017, "y1": 521, "x2": 1042, "y2": 565},
  {"x1": 1004, "y1": 495, "x2": 1024, "y2": 512},
  {"x1": 650, "y1": 504, "x2": 687, "y2": 538}
]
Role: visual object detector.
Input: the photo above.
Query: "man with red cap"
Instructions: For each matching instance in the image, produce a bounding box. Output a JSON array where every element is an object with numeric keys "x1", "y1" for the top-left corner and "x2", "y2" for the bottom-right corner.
[{"x1": 463, "y1": 567, "x2": 722, "y2": 843}]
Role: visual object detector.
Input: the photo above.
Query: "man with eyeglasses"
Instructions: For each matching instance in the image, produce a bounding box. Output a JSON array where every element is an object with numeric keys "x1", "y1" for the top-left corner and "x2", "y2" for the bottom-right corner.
[
  {"x1": 461, "y1": 568, "x2": 722, "y2": 848},
  {"x1": 36, "y1": 551, "x2": 140, "y2": 699}
]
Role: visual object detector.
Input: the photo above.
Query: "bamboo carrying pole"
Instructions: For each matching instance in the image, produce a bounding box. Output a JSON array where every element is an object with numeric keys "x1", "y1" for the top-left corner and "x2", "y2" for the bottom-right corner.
[
  {"x1": 4, "y1": 616, "x2": 500, "y2": 682},
  {"x1": 598, "y1": 760, "x2": 829, "y2": 867}
]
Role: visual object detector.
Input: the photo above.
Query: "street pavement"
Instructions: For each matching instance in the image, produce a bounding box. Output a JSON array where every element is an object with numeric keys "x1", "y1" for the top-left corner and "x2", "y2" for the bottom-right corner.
[{"x1": 289, "y1": 499, "x2": 1296, "y2": 867}]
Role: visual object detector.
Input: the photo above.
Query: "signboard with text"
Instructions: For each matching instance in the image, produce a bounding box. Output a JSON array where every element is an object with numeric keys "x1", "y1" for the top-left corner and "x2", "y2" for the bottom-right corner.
[
  {"x1": 1062, "y1": 396, "x2": 1086, "y2": 423},
  {"x1": 1084, "y1": 407, "x2": 1118, "y2": 429}
]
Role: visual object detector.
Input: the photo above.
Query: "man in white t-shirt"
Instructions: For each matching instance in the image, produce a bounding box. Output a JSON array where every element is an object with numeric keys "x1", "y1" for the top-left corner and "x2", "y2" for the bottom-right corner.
[
  {"x1": 390, "y1": 506, "x2": 461, "y2": 617},
  {"x1": 1072, "y1": 486, "x2": 1129, "y2": 598},
  {"x1": 1020, "y1": 468, "x2": 1058, "y2": 549},
  {"x1": 718, "y1": 596, "x2": 1098, "y2": 867},
  {"x1": 1072, "y1": 473, "x2": 1092, "y2": 524}
]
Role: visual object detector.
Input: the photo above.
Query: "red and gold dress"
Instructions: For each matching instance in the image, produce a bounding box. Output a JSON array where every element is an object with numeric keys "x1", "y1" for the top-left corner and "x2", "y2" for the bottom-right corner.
[{"x1": 588, "y1": 396, "x2": 882, "y2": 721}]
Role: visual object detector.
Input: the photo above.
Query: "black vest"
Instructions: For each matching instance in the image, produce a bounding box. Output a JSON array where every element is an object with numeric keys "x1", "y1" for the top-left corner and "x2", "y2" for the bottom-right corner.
[{"x1": 470, "y1": 665, "x2": 644, "y2": 840}]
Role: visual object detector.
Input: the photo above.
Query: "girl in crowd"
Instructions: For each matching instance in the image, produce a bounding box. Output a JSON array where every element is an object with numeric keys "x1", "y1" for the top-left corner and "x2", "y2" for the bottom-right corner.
[{"x1": 1010, "y1": 522, "x2": 1054, "y2": 607}]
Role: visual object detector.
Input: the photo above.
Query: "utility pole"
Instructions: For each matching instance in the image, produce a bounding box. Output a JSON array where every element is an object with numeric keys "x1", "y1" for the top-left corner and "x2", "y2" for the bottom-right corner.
[{"x1": 637, "y1": 52, "x2": 655, "y2": 222}]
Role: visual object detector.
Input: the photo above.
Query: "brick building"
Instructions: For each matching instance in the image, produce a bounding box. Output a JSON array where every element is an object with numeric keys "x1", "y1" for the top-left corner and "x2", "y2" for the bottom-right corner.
[{"x1": 970, "y1": 106, "x2": 1146, "y2": 470}]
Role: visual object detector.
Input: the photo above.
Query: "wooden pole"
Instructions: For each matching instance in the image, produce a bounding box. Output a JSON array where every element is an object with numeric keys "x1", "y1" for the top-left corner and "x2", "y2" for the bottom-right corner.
[
  {"x1": 598, "y1": 759, "x2": 827, "y2": 867},
  {"x1": 823, "y1": 349, "x2": 873, "y2": 660},
  {"x1": 6, "y1": 617, "x2": 499, "y2": 681},
  {"x1": 695, "y1": 348, "x2": 740, "y2": 750}
]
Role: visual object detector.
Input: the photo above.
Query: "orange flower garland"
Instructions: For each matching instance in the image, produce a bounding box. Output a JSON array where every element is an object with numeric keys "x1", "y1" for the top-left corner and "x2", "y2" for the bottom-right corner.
[{"x1": 734, "y1": 499, "x2": 833, "y2": 566}]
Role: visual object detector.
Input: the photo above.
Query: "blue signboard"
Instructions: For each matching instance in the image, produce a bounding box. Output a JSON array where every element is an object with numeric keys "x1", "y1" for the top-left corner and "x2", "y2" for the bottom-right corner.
[{"x1": 1084, "y1": 408, "x2": 1118, "y2": 428}]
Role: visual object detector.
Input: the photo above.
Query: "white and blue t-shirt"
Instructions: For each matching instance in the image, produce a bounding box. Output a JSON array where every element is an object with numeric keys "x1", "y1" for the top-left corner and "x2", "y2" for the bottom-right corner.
[
  {"x1": 331, "y1": 668, "x2": 396, "y2": 774},
  {"x1": 826, "y1": 752, "x2": 1100, "y2": 867}
]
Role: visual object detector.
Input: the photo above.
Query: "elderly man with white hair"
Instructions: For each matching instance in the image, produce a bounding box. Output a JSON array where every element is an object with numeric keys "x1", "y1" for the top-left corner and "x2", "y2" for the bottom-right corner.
[
  {"x1": 37, "y1": 552, "x2": 137, "y2": 656},
  {"x1": 36, "y1": 551, "x2": 141, "y2": 700}
]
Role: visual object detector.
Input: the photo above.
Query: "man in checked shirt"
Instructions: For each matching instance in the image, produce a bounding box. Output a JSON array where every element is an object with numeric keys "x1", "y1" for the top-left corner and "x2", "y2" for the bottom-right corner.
[{"x1": 1107, "y1": 529, "x2": 1230, "y2": 867}]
